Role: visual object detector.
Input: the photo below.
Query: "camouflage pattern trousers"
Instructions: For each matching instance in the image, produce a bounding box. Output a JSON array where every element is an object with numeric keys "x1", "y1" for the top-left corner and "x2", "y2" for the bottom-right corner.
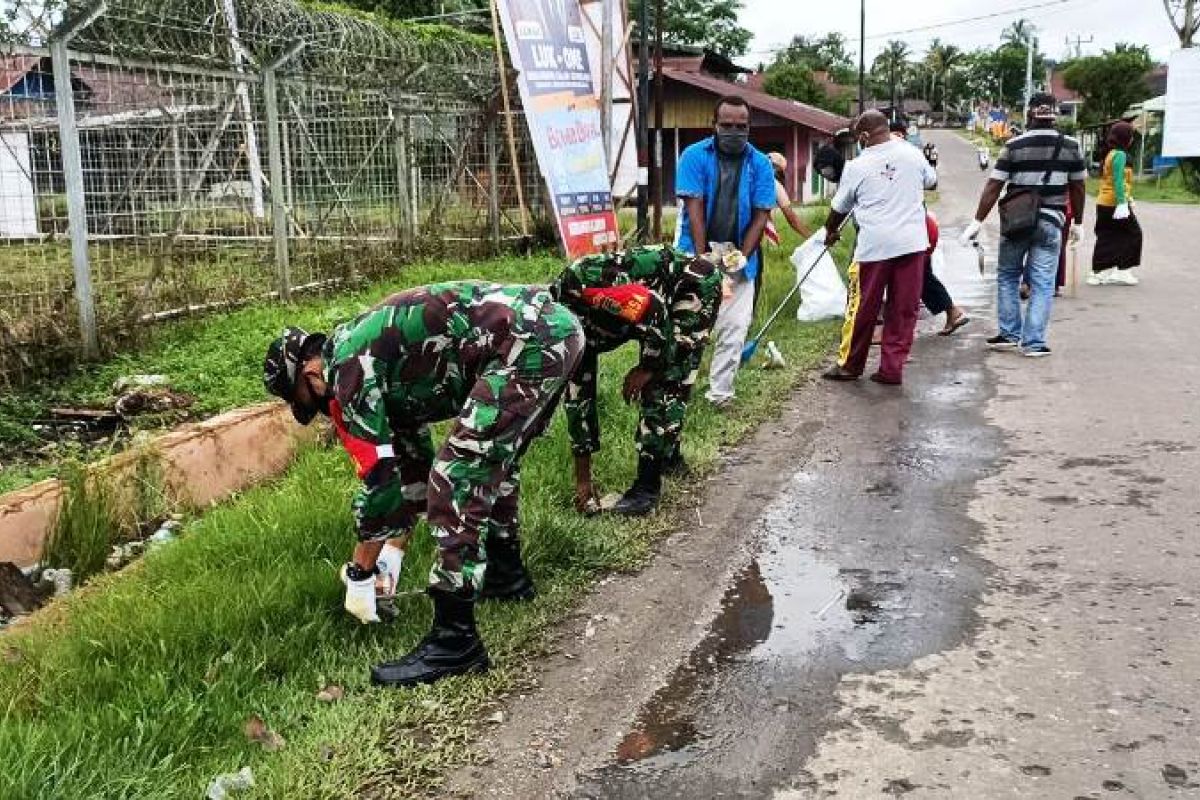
[
  {"x1": 568, "y1": 339, "x2": 706, "y2": 463},
  {"x1": 425, "y1": 307, "x2": 584, "y2": 597}
]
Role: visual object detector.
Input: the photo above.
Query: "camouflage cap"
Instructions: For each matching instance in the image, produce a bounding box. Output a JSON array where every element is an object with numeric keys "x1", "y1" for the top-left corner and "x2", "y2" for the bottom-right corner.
[{"x1": 263, "y1": 327, "x2": 326, "y2": 424}]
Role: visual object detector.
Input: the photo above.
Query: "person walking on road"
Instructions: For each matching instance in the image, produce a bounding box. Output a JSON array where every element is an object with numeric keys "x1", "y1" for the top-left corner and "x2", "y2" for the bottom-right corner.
[
  {"x1": 886, "y1": 126, "x2": 969, "y2": 337},
  {"x1": 1089, "y1": 121, "x2": 1144, "y2": 287},
  {"x1": 922, "y1": 213, "x2": 971, "y2": 335},
  {"x1": 550, "y1": 245, "x2": 722, "y2": 517},
  {"x1": 263, "y1": 282, "x2": 583, "y2": 688},
  {"x1": 821, "y1": 110, "x2": 939, "y2": 386},
  {"x1": 675, "y1": 95, "x2": 776, "y2": 409},
  {"x1": 960, "y1": 92, "x2": 1086, "y2": 358}
]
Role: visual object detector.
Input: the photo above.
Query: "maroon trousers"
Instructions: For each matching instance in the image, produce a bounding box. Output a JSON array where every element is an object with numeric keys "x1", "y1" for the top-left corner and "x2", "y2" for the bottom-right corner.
[{"x1": 839, "y1": 251, "x2": 925, "y2": 382}]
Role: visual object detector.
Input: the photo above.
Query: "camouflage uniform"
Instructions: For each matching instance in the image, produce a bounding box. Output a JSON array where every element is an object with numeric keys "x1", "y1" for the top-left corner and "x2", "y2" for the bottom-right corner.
[
  {"x1": 323, "y1": 281, "x2": 584, "y2": 597},
  {"x1": 549, "y1": 245, "x2": 722, "y2": 464}
]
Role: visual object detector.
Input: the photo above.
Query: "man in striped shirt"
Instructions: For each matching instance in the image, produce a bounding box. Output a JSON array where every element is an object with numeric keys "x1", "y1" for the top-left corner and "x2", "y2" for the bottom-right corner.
[{"x1": 960, "y1": 93, "x2": 1086, "y2": 357}]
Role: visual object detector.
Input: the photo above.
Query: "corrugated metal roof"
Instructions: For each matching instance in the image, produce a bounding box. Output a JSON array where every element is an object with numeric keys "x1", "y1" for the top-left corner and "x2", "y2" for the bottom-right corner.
[{"x1": 663, "y1": 67, "x2": 849, "y2": 135}]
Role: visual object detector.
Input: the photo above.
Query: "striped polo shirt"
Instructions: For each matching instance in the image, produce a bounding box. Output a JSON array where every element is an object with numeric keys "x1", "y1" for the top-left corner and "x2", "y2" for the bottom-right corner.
[{"x1": 991, "y1": 128, "x2": 1087, "y2": 226}]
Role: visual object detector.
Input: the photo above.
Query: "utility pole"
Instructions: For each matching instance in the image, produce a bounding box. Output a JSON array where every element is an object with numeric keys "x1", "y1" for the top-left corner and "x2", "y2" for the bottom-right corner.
[
  {"x1": 1064, "y1": 34, "x2": 1093, "y2": 59},
  {"x1": 636, "y1": 0, "x2": 649, "y2": 240},
  {"x1": 601, "y1": 0, "x2": 613, "y2": 166},
  {"x1": 652, "y1": 0, "x2": 664, "y2": 240},
  {"x1": 858, "y1": 0, "x2": 866, "y2": 116},
  {"x1": 1023, "y1": 29, "x2": 1037, "y2": 113}
]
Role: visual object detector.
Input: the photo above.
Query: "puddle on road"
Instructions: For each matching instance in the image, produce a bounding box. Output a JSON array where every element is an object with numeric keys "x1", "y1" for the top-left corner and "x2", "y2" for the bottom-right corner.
[
  {"x1": 613, "y1": 560, "x2": 774, "y2": 765},
  {"x1": 612, "y1": 538, "x2": 857, "y2": 769}
]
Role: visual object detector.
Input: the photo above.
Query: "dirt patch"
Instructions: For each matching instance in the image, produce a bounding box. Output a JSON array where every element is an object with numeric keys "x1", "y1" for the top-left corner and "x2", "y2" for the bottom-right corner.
[{"x1": 445, "y1": 393, "x2": 829, "y2": 800}]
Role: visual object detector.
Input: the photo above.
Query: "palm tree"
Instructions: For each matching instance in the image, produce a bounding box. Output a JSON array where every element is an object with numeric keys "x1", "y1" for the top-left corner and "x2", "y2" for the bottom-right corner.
[
  {"x1": 873, "y1": 40, "x2": 911, "y2": 118},
  {"x1": 1002, "y1": 18, "x2": 1033, "y2": 47},
  {"x1": 925, "y1": 40, "x2": 964, "y2": 112}
]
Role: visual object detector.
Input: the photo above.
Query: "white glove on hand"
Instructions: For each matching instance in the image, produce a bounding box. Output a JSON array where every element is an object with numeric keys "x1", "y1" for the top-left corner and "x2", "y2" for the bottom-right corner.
[
  {"x1": 1069, "y1": 225, "x2": 1083, "y2": 246},
  {"x1": 1113, "y1": 203, "x2": 1131, "y2": 220},
  {"x1": 341, "y1": 565, "x2": 380, "y2": 624},
  {"x1": 375, "y1": 543, "x2": 404, "y2": 600},
  {"x1": 958, "y1": 220, "x2": 983, "y2": 246}
]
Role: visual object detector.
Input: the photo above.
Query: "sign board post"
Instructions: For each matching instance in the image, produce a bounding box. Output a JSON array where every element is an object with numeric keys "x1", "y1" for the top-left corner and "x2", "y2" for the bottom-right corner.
[{"x1": 495, "y1": 0, "x2": 620, "y2": 257}]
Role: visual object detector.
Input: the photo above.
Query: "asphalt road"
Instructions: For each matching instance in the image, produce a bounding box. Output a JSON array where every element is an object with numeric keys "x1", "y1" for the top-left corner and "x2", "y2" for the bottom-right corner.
[{"x1": 451, "y1": 130, "x2": 1200, "y2": 800}]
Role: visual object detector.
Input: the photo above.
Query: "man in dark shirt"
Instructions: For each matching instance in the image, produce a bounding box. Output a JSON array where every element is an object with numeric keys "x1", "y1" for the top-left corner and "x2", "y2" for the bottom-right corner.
[{"x1": 961, "y1": 93, "x2": 1086, "y2": 357}]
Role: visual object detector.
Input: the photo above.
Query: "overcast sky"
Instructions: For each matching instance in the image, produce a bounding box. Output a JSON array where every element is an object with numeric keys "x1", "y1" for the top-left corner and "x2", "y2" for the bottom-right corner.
[{"x1": 737, "y1": 0, "x2": 1180, "y2": 68}]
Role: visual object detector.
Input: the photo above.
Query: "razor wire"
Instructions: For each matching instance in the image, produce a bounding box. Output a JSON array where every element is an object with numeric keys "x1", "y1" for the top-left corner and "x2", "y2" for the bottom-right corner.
[{"x1": 0, "y1": 0, "x2": 549, "y2": 388}]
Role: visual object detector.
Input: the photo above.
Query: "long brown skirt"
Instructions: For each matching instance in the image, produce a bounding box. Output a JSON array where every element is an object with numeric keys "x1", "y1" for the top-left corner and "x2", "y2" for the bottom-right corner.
[{"x1": 1092, "y1": 204, "x2": 1143, "y2": 270}]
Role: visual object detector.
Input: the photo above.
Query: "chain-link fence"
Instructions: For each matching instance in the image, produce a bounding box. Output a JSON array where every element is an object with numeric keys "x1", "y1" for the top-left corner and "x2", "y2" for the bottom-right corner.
[{"x1": 0, "y1": 0, "x2": 550, "y2": 387}]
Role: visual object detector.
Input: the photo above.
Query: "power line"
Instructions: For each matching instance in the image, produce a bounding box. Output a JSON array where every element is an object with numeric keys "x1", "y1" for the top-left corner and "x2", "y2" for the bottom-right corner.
[
  {"x1": 861, "y1": 0, "x2": 1078, "y2": 41},
  {"x1": 746, "y1": 0, "x2": 1083, "y2": 56}
]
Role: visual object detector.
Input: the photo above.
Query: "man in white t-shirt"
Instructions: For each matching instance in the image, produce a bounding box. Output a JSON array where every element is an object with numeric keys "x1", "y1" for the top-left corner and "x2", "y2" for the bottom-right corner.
[{"x1": 820, "y1": 111, "x2": 938, "y2": 385}]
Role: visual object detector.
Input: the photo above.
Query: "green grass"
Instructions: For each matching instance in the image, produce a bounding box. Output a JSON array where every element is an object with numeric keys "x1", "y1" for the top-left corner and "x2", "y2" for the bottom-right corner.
[
  {"x1": 1086, "y1": 169, "x2": 1200, "y2": 205},
  {"x1": 0, "y1": 216, "x2": 850, "y2": 799}
]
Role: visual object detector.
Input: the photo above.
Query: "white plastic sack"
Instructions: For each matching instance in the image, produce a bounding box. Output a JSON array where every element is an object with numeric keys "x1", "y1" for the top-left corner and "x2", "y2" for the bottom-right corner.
[{"x1": 793, "y1": 232, "x2": 847, "y2": 322}]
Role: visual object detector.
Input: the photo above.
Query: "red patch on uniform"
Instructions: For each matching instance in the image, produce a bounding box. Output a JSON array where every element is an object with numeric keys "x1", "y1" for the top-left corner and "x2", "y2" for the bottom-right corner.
[
  {"x1": 329, "y1": 398, "x2": 380, "y2": 479},
  {"x1": 581, "y1": 284, "x2": 652, "y2": 324}
]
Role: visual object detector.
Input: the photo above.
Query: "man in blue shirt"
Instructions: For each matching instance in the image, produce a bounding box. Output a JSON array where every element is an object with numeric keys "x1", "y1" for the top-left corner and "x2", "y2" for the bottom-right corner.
[{"x1": 676, "y1": 95, "x2": 777, "y2": 407}]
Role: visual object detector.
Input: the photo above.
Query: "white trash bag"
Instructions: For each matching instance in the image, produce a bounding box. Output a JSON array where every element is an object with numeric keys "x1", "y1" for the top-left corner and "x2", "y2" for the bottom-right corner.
[{"x1": 793, "y1": 232, "x2": 847, "y2": 322}]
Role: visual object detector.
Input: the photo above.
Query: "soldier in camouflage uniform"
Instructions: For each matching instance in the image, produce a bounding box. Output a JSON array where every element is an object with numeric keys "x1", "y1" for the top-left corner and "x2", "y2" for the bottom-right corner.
[
  {"x1": 549, "y1": 244, "x2": 723, "y2": 516},
  {"x1": 264, "y1": 281, "x2": 583, "y2": 687}
]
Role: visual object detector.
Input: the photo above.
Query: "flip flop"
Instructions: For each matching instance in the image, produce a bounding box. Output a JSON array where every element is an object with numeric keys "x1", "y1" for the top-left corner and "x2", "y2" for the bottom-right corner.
[{"x1": 938, "y1": 315, "x2": 971, "y2": 336}]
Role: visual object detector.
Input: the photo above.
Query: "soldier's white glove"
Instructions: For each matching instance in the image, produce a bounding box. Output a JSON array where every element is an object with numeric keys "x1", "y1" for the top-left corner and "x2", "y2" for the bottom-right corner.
[
  {"x1": 375, "y1": 543, "x2": 404, "y2": 600},
  {"x1": 1069, "y1": 225, "x2": 1084, "y2": 246},
  {"x1": 958, "y1": 220, "x2": 983, "y2": 246},
  {"x1": 341, "y1": 564, "x2": 380, "y2": 624},
  {"x1": 1113, "y1": 203, "x2": 1131, "y2": 220}
]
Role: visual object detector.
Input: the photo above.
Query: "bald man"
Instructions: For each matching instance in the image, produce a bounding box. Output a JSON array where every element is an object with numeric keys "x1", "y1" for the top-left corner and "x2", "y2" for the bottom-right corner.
[{"x1": 821, "y1": 111, "x2": 938, "y2": 385}]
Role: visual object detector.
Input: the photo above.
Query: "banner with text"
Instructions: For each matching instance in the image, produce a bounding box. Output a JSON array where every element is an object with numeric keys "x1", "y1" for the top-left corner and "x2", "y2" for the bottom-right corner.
[
  {"x1": 1164, "y1": 48, "x2": 1200, "y2": 158},
  {"x1": 497, "y1": 0, "x2": 620, "y2": 257}
]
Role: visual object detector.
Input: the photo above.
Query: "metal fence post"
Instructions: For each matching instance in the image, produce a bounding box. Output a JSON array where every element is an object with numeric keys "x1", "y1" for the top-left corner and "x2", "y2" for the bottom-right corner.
[
  {"x1": 262, "y1": 42, "x2": 304, "y2": 302},
  {"x1": 486, "y1": 115, "x2": 501, "y2": 254},
  {"x1": 50, "y1": 2, "x2": 108, "y2": 359},
  {"x1": 392, "y1": 106, "x2": 411, "y2": 254},
  {"x1": 263, "y1": 68, "x2": 290, "y2": 301}
]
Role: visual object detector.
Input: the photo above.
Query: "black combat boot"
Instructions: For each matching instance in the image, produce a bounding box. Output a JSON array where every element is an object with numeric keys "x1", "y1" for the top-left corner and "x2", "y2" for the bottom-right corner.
[
  {"x1": 370, "y1": 590, "x2": 490, "y2": 687},
  {"x1": 612, "y1": 456, "x2": 662, "y2": 517},
  {"x1": 479, "y1": 536, "x2": 537, "y2": 602},
  {"x1": 661, "y1": 448, "x2": 688, "y2": 477}
]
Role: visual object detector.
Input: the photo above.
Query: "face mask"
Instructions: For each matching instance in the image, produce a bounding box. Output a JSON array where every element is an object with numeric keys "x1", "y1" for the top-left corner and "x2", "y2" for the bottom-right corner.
[{"x1": 716, "y1": 130, "x2": 749, "y2": 156}]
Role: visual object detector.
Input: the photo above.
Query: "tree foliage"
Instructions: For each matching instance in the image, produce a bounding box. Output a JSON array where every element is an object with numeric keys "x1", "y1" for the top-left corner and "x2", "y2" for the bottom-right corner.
[
  {"x1": 333, "y1": 0, "x2": 484, "y2": 18},
  {"x1": 772, "y1": 32, "x2": 856, "y2": 85},
  {"x1": 629, "y1": 0, "x2": 752, "y2": 58},
  {"x1": 1062, "y1": 44, "x2": 1155, "y2": 124},
  {"x1": 758, "y1": 31, "x2": 854, "y2": 116},
  {"x1": 761, "y1": 64, "x2": 825, "y2": 107}
]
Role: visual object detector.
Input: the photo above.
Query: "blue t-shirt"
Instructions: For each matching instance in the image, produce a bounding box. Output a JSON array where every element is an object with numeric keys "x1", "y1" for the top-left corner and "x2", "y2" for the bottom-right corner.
[{"x1": 675, "y1": 137, "x2": 777, "y2": 281}]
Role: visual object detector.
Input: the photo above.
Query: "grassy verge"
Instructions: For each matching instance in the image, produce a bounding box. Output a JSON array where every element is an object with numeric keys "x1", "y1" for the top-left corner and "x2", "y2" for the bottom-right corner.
[
  {"x1": 1086, "y1": 170, "x2": 1200, "y2": 205},
  {"x1": 0, "y1": 217, "x2": 851, "y2": 799}
]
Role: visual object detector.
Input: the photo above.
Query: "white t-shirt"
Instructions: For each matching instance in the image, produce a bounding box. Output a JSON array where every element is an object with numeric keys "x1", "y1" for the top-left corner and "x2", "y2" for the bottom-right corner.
[{"x1": 831, "y1": 138, "x2": 937, "y2": 263}]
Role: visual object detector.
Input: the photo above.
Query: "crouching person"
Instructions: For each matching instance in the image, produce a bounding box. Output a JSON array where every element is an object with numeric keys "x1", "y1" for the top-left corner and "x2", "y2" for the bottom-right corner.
[
  {"x1": 264, "y1": 282, "x2": 583, "y2": 687},
  {"x1": 549, "y1": 245, "x2": 723, "y2": 516}
]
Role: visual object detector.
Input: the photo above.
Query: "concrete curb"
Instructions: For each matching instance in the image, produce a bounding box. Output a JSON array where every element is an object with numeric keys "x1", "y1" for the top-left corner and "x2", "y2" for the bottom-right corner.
[{"x1": 0, "y1": 402, "x2": 315, "y2": 568}]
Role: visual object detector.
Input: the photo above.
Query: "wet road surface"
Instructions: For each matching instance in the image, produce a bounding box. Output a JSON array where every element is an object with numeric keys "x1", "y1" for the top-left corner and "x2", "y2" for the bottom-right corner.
[{"x1": 575, "y1": 130, "x2": 1000, "y2": 799}]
